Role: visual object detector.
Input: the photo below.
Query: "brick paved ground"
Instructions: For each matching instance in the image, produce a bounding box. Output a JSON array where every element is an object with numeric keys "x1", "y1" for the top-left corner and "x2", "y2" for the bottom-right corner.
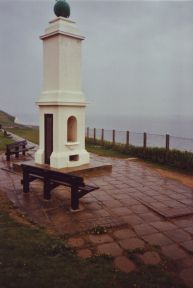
[{"x1": 1, "y1": 150, "x2": 193, "y2": 287}]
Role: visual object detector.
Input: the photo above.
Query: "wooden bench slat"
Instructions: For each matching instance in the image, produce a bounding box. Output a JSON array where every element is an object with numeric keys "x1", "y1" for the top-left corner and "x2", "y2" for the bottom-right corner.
[
  {"x1": 78, "y1": 185, "x2": 99, "y2": 198},
  {"x1": 78, "y1": 185, "x2": 99, "y2": 192}
]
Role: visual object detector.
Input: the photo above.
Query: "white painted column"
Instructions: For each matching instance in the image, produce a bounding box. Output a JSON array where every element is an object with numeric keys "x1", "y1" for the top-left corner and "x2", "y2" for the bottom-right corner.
[{"x1": 35, "y1": 17, "x2": 90, "y2": 168}]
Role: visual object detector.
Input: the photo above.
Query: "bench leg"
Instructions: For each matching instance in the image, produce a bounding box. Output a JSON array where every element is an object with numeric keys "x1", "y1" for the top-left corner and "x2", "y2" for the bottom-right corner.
[
  {"x1": 71, "y1": 186, "x2": 79, "y2": 210},
  {"x1": 23, "y1": 170, "x2": 29, "y2": 193},
  {"x1": 43, "y1": 175, "x2": 51, "y2": 200},
  {"x1": 6, "y1": 153, "x2": 10, "y2": 161},
  {"x1": 22, "y1": 145, "x2": 26, "y2": 156}
]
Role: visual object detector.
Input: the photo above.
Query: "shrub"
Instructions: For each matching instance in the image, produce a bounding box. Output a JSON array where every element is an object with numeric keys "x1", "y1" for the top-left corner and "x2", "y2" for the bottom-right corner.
[{"x1": 86, "y1": 137, "x2": 193, "y2": 171}]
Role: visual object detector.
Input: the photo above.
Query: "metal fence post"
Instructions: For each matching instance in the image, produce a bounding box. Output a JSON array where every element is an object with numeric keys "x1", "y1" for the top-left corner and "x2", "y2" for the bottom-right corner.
[
  {"x1": 112, "y1": 129, "x2": 115, "y2": 145},
  {"x1": 101, "y1": 128, "x2": 104, "y2": 145},
  {"x1": 166, "y1": 134, "x2": 170, "y2": 152},
  {"x1": 94, "y1": 128, "x2": 96, "y2": 143},
  {"x1": 126, "y1": 130, "x2": 129, "y2": 147},
  {"x1": 143, "y1": 132, "x2": 147, "y2": 149}
]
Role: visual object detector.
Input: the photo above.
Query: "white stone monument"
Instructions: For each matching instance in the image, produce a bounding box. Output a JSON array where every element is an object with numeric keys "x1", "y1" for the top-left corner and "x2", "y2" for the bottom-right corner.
[{"x1": 35, "y1": 0, "x2": 90, "y2": 169}]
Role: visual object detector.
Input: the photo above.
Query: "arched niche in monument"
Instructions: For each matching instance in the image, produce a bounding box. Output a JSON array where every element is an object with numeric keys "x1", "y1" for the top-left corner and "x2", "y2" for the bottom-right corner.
[{"x1": 67, "y1": 116, "x2": 77, "y2": 142}]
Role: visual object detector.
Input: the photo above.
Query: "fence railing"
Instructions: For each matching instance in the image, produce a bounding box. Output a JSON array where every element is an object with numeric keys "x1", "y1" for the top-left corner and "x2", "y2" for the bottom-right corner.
[{"x1": 86, "y1": 128, "x2": 193, "y2": 153}]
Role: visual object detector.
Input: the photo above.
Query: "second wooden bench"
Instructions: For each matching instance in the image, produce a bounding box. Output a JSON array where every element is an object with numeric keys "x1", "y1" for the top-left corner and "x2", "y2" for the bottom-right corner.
[{"x1": 5, "y1": 140, "x2": 28, "y2": 161}]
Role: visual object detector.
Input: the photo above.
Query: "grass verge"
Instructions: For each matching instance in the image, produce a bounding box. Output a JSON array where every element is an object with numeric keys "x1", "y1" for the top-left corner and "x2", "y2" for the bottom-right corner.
[
  {"x1": 0, "y1": 131, "x2": 13, "y2": 151},
  {"x1": 86, "y1": 143, "x2": 129, "y2": 158},
  {"x1": 7, "y1": 127, "x2": 39, "y2": 144}
]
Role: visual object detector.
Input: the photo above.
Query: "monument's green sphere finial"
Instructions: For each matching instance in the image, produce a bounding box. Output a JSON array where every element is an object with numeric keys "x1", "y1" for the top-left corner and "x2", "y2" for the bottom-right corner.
[{"x1": 54, "y1": 0, "x2": 70, "y2": 18}]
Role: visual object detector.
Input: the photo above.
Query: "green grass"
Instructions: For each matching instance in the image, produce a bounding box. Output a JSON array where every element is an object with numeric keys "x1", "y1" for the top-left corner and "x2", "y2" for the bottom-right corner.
[
  {"x1": 0, "y1": 109, "x2": 38, "y2": 150},
  {"x1": 7, "y1": 127, "x2": 39, "y2": 144},
  {"x1": 0, "y1": 131, "x2": 13, "y2": 151},
  {"x1": 0, "y1": 126, "x2": 38, "y2": 151},
  {"x1": 86, "y1": 143, "x2": 129, "y2": 158}
]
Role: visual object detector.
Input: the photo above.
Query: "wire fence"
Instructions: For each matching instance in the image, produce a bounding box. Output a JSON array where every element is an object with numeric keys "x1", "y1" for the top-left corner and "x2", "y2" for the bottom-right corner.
[{"x1": 86, "y1": 127, "x2": 193, "y2": 153}]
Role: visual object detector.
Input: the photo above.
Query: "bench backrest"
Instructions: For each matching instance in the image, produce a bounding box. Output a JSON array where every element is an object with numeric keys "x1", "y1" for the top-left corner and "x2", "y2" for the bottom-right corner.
[
  {"x1": 22, "y1": 164, "x2": 46, "y2": 178},
  {"x1": 22, "y1": 164, "x2": 84, "y2": 186},
  {"x1": 48, "y1": 169, "x2": 84, "y2": 186},
  {"x1": 7, "y1": 140, "x2": 27, "y2": 152}
]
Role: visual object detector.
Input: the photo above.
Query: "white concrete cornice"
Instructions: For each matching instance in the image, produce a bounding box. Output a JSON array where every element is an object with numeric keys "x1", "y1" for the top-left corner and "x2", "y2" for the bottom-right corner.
[
  {"x1": 41, "y1": 17, "x2": 84, "y2": 41},
  {"x1": 38, "y1": 91, "x2": 85, "y2": 103},
  {"x1": 36, "y1": 101, "x2": 88, "y2": 107},
  {"x1": 40, "y1": 30, "x2": 85, "y2": 41},
  {"x1": 49, "y1": 17, "x2": 76, "y2": 25}
]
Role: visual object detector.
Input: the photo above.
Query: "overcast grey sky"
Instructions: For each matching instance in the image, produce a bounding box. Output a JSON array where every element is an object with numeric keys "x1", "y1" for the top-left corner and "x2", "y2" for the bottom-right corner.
[{"x1": 0, "y1": 0, "x2": 193, "y2": 123}]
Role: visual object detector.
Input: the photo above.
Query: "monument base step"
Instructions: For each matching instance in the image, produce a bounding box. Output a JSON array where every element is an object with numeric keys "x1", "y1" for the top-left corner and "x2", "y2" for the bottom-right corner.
[{"x1": 12, "y1": 159, "x2": 112, "y2": 176}]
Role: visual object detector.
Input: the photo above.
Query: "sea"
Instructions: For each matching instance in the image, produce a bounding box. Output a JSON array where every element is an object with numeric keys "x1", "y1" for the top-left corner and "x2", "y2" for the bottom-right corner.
[{"x1": 15, "y1": 113, "x2": 193, "y2": 152}]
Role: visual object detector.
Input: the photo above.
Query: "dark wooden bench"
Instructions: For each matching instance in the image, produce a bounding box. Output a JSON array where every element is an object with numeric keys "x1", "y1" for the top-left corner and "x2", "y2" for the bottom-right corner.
[
  {"x1": 21, "y1": 164, "x2": 99, "y2": 210},
  {"x1": 5, "y1": 140, "x2": 28, "y2": 161}
]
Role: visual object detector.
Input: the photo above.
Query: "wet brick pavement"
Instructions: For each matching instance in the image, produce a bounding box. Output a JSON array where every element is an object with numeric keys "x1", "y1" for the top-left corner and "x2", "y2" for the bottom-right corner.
[{"x1": 1, "y1": 149, "x2": 193, "y2": 287}]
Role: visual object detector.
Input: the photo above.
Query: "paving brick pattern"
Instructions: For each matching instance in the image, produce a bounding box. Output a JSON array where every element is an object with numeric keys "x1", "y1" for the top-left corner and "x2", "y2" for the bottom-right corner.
[
  {"x1": 162, "y1": 243, "x2": 188, "y2": 260},
  {"x1": 142, "y1": 232, "x2": 173, "y2": 247},
  {"x1": 113, "y1": 228, "x2": 136, "y2": 240},
  {"x1": 139, "y1": 251, "x2": 161, "y2": 265},
  {"x1": 76, "y1": 248, "x2": 92, "y2": 259},
  {"x1": 67, "y1": 237, "x2": 85, "y2": 248},
  {"x1": 119, "y1": 237, "x2": 145, "y2": 250},
  {"x1": 1, "y1": 151, "x2": 193, "y2": 286},
  {"x1": 88, "y1": 234, "x2": 114, "y2": 244},
  {"x1": 114, "y1": 256, "x2": 136, "y2": 273},
  {"x1": 97, "y1": 242, "x2": 123, "y2": 257}
]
